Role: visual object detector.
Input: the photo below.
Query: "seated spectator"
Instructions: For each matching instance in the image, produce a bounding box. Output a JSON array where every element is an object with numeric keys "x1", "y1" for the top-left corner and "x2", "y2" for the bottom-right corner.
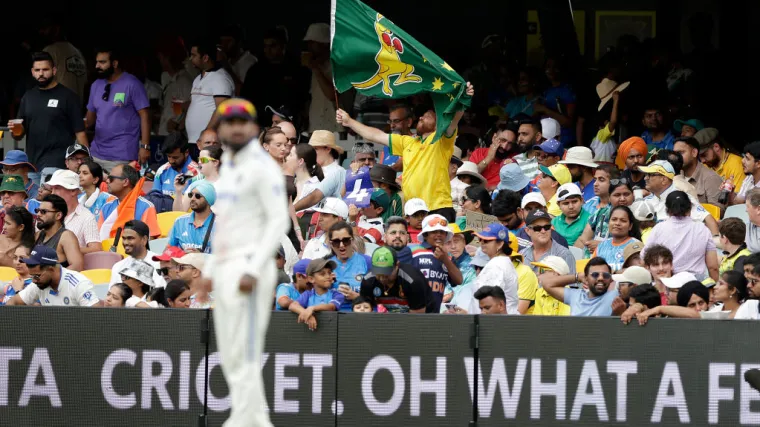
[
  {"x1": 64, "y1": 143, "x2": 90, "y2": 174},
  {"x1": 492, "y1": 191, "x2": 569, "y2": 250},
  {"x1": 593, "y1": 206, "x2": 642, "y2": 271},
  {"x1": 34, "y1": 194, "x2": 83, "y2": 271},
  {"x1": 630, "y1": 198, "x2": 657, "y2": 242},
  {"x1": 492, "y1": 163, "x2": 530, "y2": 199},
  {"x1": 47, "y1": 170, "x2": 101, "y2": 254},
  {"x1": 661, "y1": 271, "x2": 698, "y2": 305},
  {"x1": 534, "y1": 138, "x2": 563, "y2": 169},
  {"x1": 349, "y1": 188, "x2": 389, "y2": 240},
  {"x1": 0, "y1": 206, "x2": 35, "y2": 267},
  {"x1": 674, "y1": 118, "x2": 704, "y2": 138},
  {"x1": 449, "y1": 149, "x2": 466, "y2": 214},
  {"x1": 611, "y1": 265, "x2": 652, "y2": 301},
  {"x1": 455, "y1": 161, "x2": 486, "y2": 188},
  {"x1": 289, "y1": 259, "x2": 344, "y2": 330},
  {"x1": 275, "y1": 259, "x2": 311, "y2": 311},
  {"x1": 174, "y1": 145, "x2": 223, "y2": 212},
  {"x1": 0, "y1": 150, "x2": 39, "y2": 200},
  {"x1": 0, "y1": 244, "x2": 33, "y2": 305},
  {"x1": 326, "y1": 221, "x2": 371, "y2": 312},
  {"x1": 369, "y1": 164, "x2": 403, "y2": 220},
  {"x1": 383, "y1": 216, "x2": 412, "y2": 264},
  {"x1": 173, "y1": 253, "x2": 212, "y2": 308},
  {"x1": 26, "y1": 175, "x2": 51, "y2": 215},
  {"x1": 520, "y1": 209, "x2": 575, "y2": 276},
  {"x1": 98, "y1": 163, "x2": 160, "y2": 239},
  {"x1": 411, "y1": 214, "x2": 463, "y2": 312},
  {"x1": 582, "y1": 164, "x2": 618, "y2": 217},
  {"x1": 119, "y1": 258, "x2": 161, "y2": 308},
  {"x1": 152, "y1": 246, "x2": 186, "y2": 283},
  {"x1": 616, "y1": 137, "x2": 648, "y2": 190},
  {"x1": 504, "y1": 233, "x2": 539, "y2": 314},
  {"x1": 718, "y1": 217, "x2": 750, "y2": 275},
  {"x1": 465, "y1": 223, "x2": 519, "y2": 314},
  {"x1": 530, "y1": 255, "x2": 571, "y2": 316},
  {"x1": 351, "y1": 296, "x2": 374, "y2": 313},
  {"x1": 696, "y1": 127, "x2": 744, "y2": 192},
  {"x1": 450, "y1": 286, "x2": 509, "y2": 315},
  {"x1": 6, "y1": 245, "x2": 99, "y2": 306},
  {"x1": 539, "y1": 257, "x2": 618, "y2": 316},
  {"x1": 110, "y1": 220, "x2": 165, "y2": 287},
  {"x1": 302, "y1": 197, "x2": 349, "y2": 260},
  {"x1": 559, "y1": 146, "x2": 598, "y2": 201},
  {"x1": 404, "y1": 198, "x2": 428, "y2": 244},
  {"x1": 643, "y1": 244, "x2": 675, "y2": 306},
  {"x1": 576, "y1": 178, "x2": 635, "y2": 256},
  {"x1": 621, "y1": 241, "x2": 645, "y2": 269},
  {"x1": 442, "y1": 224, "x2": 476, "y2": 308},
  {"x1": 628, "y1": 283, "x2": 662, "y2": 311},
  {"x1": 168, "y1": 180, "x2": 216, "y2": 253},
  {"x1": 155, "y1": 133, "x2": 198, "y2": 196},
  {"x1": 469, "y1": 123, "x2": 520, "y2": 189},
  {"x1": 164, "y1": 279, "x2": 193, "y2": 308},
  {"x1": 360, "y1": 246, "x2": 433, "y2": 313},
  {"x1": 537, "y1": 163, "x2": 572, "y2": 216},
  {"x1": 456, "y1": 185, "x2": 491, "y2": 230},
  {"x1": 78, "y1": 160, "x2": 112, "y2": 217},
  {"x1": 104, "y1": 283, "x2": 132, "y2": 307},
  {"x1": 0, "y1": 175, "x2": 31, "y2": 231},
  {"x1": 551, "y1": 183, "x2": 589, "y2": 246}
]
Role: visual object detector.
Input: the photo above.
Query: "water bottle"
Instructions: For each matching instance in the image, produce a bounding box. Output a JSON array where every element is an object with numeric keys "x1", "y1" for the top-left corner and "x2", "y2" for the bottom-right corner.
[{"x1": 718, "y1": 177, "x2": 734, "y2": 205}]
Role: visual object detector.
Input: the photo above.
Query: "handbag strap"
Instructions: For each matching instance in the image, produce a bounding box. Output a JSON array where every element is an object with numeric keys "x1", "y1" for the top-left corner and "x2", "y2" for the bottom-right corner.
[{"x1": 201, "y1": 213, "x2": 215, "y2": 253}]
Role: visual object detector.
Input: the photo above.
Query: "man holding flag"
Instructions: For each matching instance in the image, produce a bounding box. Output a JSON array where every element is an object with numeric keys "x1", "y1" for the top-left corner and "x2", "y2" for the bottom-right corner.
[{"x1": 332, "y1": 0, "x2": 474, "y2": 222}]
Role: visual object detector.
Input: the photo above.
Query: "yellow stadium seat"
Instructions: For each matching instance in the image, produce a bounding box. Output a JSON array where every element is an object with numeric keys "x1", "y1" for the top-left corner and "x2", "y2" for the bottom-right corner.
[
  {"x1": 101, "y1": 238, "x2": 127, "y2": 256},
  {"x1": 157, "y1": 211, "x2": 186, "y2": 238},
  {"x1": 81, "y1": 269, "x2": 113, "y2": 286},
  {"x1": 576, "y1": 259, "x2": 589, "y2": 273},
  {"x1": 701, "y1": 203, "x2": 721, "y2": 221},
  {"x1": 0, "y1": 266, "x2": 18, "y2": 282}
]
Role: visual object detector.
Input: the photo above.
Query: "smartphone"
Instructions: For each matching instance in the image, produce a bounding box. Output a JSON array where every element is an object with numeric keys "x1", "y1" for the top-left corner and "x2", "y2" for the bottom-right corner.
[
  {"x1": 338, "y1": 283, "x2": 351, "y2": 292},
  {"x1": 444, "y1": 303, "x2": 458, "y2": 311}
]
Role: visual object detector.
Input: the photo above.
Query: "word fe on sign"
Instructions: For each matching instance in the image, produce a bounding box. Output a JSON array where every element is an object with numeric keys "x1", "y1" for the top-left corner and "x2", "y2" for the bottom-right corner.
[
  {"x1": 465, "y1": 210, "x2": 498, "y2": 234},
  {"x1": 344, "y1": 166, "x2": 374, "y2": 208}
]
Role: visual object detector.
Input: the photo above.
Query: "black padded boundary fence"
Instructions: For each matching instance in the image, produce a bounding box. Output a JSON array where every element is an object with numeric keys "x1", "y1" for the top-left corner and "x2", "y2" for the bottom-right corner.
[{"x1": 2, "y1": 308, "x2": 760, "y2": 426}]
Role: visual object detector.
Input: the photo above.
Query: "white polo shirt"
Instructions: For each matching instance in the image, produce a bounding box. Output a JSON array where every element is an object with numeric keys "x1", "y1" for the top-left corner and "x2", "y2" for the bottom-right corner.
[
  {"x1": 186, "y1": 68, "x2": 234, "y2": 143},
  {"x1": 19, "y1": 267, "x2": 99, "y2": 306}
]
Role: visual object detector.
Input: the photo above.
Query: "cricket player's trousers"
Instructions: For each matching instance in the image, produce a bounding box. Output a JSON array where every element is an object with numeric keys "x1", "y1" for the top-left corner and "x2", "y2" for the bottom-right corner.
[{"x1": 213, "y1": 262, "x2": 276, "y2": 427}]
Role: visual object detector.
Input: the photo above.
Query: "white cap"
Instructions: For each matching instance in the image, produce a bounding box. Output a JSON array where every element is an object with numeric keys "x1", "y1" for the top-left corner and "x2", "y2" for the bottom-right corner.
[
  {"x1": 661, "y1": 271, "x2": 698, "y2": 289},
  {"x1": 612, "y1": 266, "x2": 652, "y2": 285},
  {"x1": 418, "y1": 214, "x2": 453, "y2": 243},
  {"x1": 313, "y1": 197, "x2": 349, "y2": 220},
  {"x1": 404, "y1": 198, "x2": 429, "y2": 216},
  {"x1": 531, "y1": 255, "x2": 570, "y2": 275},
  {"x1": 541, "y1": 118, "x2": 561, "y2": 140},
  {"x1": 172, "y1": 253, "x2": 207, "y2": 271},
  {"x1": 47, "y1": 169, "x2": 81, "y2": 190},
  {"x1": 456, "y1": 161, "x2": 486, "y2": 184},
  {"x1": 303, "y1": 23, "x2": 330, "y2": 44},
  {"x1": 521, "y1": 192, "x2": 547, "y2": 209},
  {"x1": 556, "y1": 183, "x2": 583, "y2": 202},
  {"x1": 559, "y1": 146, "x2": 599, "y2": 168},
  {"x1": 631, "y1": 199, "x2": 657, "y2": 222}
]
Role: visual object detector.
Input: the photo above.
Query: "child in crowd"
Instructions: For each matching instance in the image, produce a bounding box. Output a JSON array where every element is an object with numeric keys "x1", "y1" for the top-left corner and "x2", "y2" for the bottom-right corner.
[
  {"x1": 0, "y1": 245, "x2": 34, "y2": 305},
  {"x1": 289, "y1": 259, "x2": 345, "y2": 330},
  {"x1": 404, "y1": 198, "x2": 428, "y2": 243},
  {"x1": 276, "y1": 259, "x2": 312, "y2": 310},
  {"x1": 352, "y1": 296, "x2": 373, "y2": 312}
]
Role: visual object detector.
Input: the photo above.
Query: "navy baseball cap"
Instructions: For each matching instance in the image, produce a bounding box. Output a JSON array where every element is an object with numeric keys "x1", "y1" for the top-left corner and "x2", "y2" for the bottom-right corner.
[
  {"x1": 22, "y1": 245, "x2": 59, "y2": 266},
  {"x1": 293, "y1": 259, "x2": 311, "y2": 276},
  {"x1": 533, "y1": 138, "x2": 563, "y2": 156},
  {"x1": 474, "y1": 223, "x2": 509, "y2": 241},
  {"x1": 525, "y1": 209, "x2": 552, "y2": 225}
]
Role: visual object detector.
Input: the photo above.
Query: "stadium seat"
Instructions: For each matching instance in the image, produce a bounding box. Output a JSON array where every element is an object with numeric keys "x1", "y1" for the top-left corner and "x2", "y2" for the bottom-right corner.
[
  {"x1": 569, "y1": 246, "x2": 585, "y2": 261},
  {"x1": 576, "y1": 259, "x2": 589, "y2": 273},
  {"x1": 701, "y1": 203, "x2": 721, "y2": 221},
  {"x1": 0, "y1": 266, "x2": 17, "y2": 282},
  {"x1": 81, "y1": 269, "x2": 112, "y2": 286},
  {"x1": 101, "y1": 238, "x2": 127, "y2": 256},
  {"x1": 83, "y1": 252, "x2": 123, "y2": 270},
  {"x1": 725, "y1": 204, "x2": 749, "y2": 225},
  {"x1": 157, "y1": 211, "x2": 186, "y2": 238},
  {"x1": 150, "y1": 237, "x2": 169, "y2": 254}
]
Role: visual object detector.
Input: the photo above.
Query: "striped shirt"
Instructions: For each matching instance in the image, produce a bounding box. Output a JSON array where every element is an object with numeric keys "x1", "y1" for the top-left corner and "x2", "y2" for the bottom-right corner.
[
  {"x1": 65, "y1": 204, "x2": 101, "y2": 247},
  {"x1": 514, "y1": 153, "x2": 540, "y2": 180}
]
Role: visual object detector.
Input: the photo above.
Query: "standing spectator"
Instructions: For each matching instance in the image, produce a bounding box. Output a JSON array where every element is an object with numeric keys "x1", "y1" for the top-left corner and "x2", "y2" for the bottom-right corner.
[
  {"x1": 85, "y1": 47, "x2": 151, "y2": 169},
  {"x1": 559, "y1": 147, "x2": 598, "y2": 200},
  {"x1": 718, "y1": 218, "x2": 750, "y2": 275},
  {"x1": 465, "y1": 223, "x2": 519, "y2": 314},
  {"x1": 530, "y1": 255, "x2": 571, "y2": 316},
  {"x1": 641, "y1": 105, "x2": 675, "y2": 159},
  {"x1": 39, "y1": 18, "x2": 87, "y2": 102},
  {"x1": 360, "y1": 246, "x2": 433, "y2": 313},
  {"x1": 325, "y1": 222, "x2": 371, "y2": 312},
  {"x1": 109, "y1": 220, "x2": 165, "y2": 287},
  {"x1": 78, "y1": 160, "x2": 111, "y2": 217},
  {"x1": 173, "y1": 253, "x2": 212, "y2": 308},
  {"x1": 411, "y1": 215, "x2": 464, "y2": 312},
  {"x1": 593, "y1": 206, "x2": 643, "y2": 271},
  {"x1": 696, "y1": 128, "x2": 745, "y2": 191},
  {"x1": 336, "y1": 82, "x2": 475, "y2": 222},
  {"x1": 168, "y1": 180, "x2": 216, "y2": 253},
  {"x1": 302, "y1": 198, "x2": 349, "y2": 260},
  {"x1": 156, "y1": 36, "x2": 194, "y2": 136},
  {"x1": 615, "y1": 137, "x2": 648, "y2": 190},
  {"x1": 289, "y1": 259, "x2": 345, "y2": 329},
  {"x1": 6, "y1": 245, "x2": 98, "y2": 306},
  {"x1": 537, "y1": 57, "x2": 577, "y2": 147},
  {"x1": 275, "y1": 259, "x2": 312, "y2": 311},
  {"x1": 303, "y1": 23, "x2": 339, "y2": 133},
  {"x1": 185, "y1": 39, "x2": 234, "y2": 146},
  {"x1": 551, "y1": 183, "x2": 589, "y2": 246},
  {"x1": 540, "y1": 257, "x2": 619, "y2": 317},
  {"x1": 673, "y1": 136, "x2": 724, "y2": 208},
  {"x1": 744, "y1": 188, "x2": 760, "y2": 253},
  {"x1": 469, "y1": 123, "x2": 519, "y2": 189},
  {"x1": 98, "y1": 164, "x2": 160, "y2": 239},
  {"x1": 293, "y1": 131, "x2": 347, "y2": 213},
  {"x1": 590, "y1": 87, "x2": 622, "y2": 163},
  {"x1": 154, "y1": 134, "x2": 198, "y2": 196},
  {"x1": 46, "y1": 170, "x2": 101, "y2": 254},
  {"x1": 643, "y1": 191, "x2": 719, "y2": 281},
  {"x1": 0, "y1": 151, "x2": 39, "y2": 200},
  {"x1": 520, "y1": 209, "x2": 576, "y2": 275},
  {"x1": 34, "y1": 195, "x2": 83, "y2": 271},
  {"x1": 9, "y1": 52, "x2": 87, "y2": 173},
  {"x1": 218, "y1": 24, "x2": 258, "y2": 89},
  {"x1": 734, "y1": 142, "x2": 760, "y2": 205},
  {"x1": 64, "y1": 143, "x2": 90, "y2": 174}
]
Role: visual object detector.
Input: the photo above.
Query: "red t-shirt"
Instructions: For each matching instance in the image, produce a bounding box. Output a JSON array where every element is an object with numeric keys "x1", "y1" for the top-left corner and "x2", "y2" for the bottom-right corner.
[
  {"x1": 408, "y1": 227, "x2": 422, "y2": 244},
  {"x1": 468, "y1": 148, "x2": 514, "y2": 188}
]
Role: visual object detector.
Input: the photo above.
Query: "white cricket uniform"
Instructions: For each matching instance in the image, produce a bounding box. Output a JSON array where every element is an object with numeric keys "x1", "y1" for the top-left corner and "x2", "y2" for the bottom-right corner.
[
  {"x1": 205, "y1": 137, "x2": 288, "y2": 427},
  {"x1": 18, "y1": 267, "x2": 99, "y2": 306}
]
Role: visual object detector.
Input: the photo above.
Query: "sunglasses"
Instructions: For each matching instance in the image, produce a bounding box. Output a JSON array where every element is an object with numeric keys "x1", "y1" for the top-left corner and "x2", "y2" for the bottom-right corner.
[
  {"x1": 102, "y1": 83, "x2": 111, "y2": 102},
  {"x1": 37, "y1": 209, "x2": 58, "y2": 215},
  {"x1": 330, "y1": 237, "x2": 353, "y2": 247},
  {"x1": 530, "y1": 224, "x2": 552, "y2": 233},
  {"x1": 157, "y1": 267, "x2": 170, "y2": 276},
  {"x1": 590, "y1": 272, "x2": 612, "y2": 280},
  {"x1": 427, "y1": 217, "x2": 448, "y2": 227},
  {"x1": 188, "y1": 192, "x2": 204, "y2": 200},
  {"x1": 106, "y1": 175, "x2": 126, "y2": 182},
  {"x1": 198, "y1": 156, "x2": 216, "y2": 164},
  {"x1": 609, "y1": 178, "x2": 630, "y2": 186}
]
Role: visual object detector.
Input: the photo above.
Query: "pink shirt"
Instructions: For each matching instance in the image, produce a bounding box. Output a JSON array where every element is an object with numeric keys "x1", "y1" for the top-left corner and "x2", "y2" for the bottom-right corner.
[{"x1": 642, "y1": 217, "x2": 715, "y2": 279}]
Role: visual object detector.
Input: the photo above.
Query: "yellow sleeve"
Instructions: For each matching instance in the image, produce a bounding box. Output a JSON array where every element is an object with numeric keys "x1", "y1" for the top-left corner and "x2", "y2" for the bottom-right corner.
[
  {"x1": 595, "y1": 126, "x2": 614, "y2": 143},
  {"x1": 440, "y1": 129, "x2": 457, "y2": 153},
  {"x1": 390, "y1": 134, "x2": 414, "y2": 157},
  {"x1": 517, "y1": 265, "x2": 538, "y2": 302}
]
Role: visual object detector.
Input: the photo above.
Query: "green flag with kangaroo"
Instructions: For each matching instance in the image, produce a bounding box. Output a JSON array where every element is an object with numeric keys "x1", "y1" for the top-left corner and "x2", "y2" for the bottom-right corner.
[{"x1": 330, "y1": 0, "x2": 471, "y2": 142}]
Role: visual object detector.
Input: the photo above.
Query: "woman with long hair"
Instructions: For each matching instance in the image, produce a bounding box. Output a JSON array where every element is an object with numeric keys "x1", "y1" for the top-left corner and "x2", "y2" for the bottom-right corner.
[
  {"x1": 261, "y1": 127, "x2": 290, "y2": 164},
  {"x1": 456, "y1": 185, "x2": 492, "y2": 230},
  {"x1": 575, "y1": 178, "x2": 635, "y2": 255},
  {"x1": 0, "y1": 244, "x2": 33, "y2": 305},
  {"x1": 0, "y1": 206, "x2": 35, "y2": 267},
  {"x1": 593, "y1": 205, "x2": 642, "y2": 271},
  {"x1": 173, "y1": 145, "x2": 223, "y2": 211},
  {"x1": 104, "y1": 283, "x2": 133, "y2": 307},
  {"x1": 286, "y1": 143, "x2": 324, "y2": 244},
  {"x1": 78, "y1": 160, "x2": 112, "y2": 217},
  {"x1": 327, "y1": 221, "x2": 370, "y2": 312}
]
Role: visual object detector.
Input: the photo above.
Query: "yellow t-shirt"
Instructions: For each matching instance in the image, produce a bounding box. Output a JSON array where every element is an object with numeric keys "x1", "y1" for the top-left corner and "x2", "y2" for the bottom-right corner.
[
  {"x1": 546, "y1": 193, "x2": 562, "y2": 217},
  {"x1": 714, "y1": 152, "x2": 746, "y2": 192},
  {"x1": 514, "y1": 260, "x2": 538, "y2": 315},
  {"x1": 390, "y1": 131, "x2": 456, "y2": 211},
  {"x1": 532, "y1": 287, "x2": 571, "y2": 316},
  {"x1": 640, "y1": 227, "x2": 653, "y2": 244}
]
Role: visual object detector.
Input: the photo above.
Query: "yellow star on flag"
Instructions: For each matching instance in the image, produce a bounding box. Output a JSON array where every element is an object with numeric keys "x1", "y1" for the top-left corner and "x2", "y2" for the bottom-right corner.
[
  {"x1": 448, "y1": 93, "x2": 455, "y2": 101},
  {"x1": 442, "y1": 62, "x2": 455, "y2": 72},
  {"x1": 423, "y1": 57, "x2": 428, "y2": 63},
  {"x1": 432, "y1": 77, "x2": 444, "y2": 91},
  {"x1": 452, "y1": 82, "x2": 460, "y2": 89}
]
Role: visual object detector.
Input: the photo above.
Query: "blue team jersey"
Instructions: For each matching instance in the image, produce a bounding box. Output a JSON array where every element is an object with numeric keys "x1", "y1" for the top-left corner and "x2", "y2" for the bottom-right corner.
[
  {"x1": 168, "y1": 213, "x2": 216, "y2": 253},
  {"x1": 410, "y1": 243, "x2": 449, "y2": 312},
  {"x1": 1, "y1": 278, "x2": 33, "y2": 305},
  {"x1": 595, "y1": 238, "x2": 640, "y2": 271},
  {"x1": 26, "y1": 199, "x2": 41, "y2": 215},
  {"x1": 153, "y1": 157, "x2": 198, "y2": 196},
  {"x1": 25, "y1": 181, "x2": 39, "y2": 201},
  {"x1": 78, "y1": 190, "x2": 112, "y2": 217},
  {"x1": 275, "y1": 283, "x2": 302, "y2": 310},
  {"x1": 296, "y1": 288, "x2": 345, "y2": 310},
  {"x1": 330, "y1": 252, "x2": 371, "y2": 312}
]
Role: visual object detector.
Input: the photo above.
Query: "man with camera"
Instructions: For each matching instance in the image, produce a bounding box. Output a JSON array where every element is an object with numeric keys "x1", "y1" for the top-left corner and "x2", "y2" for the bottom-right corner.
[{"x1": 153, "y1": 133, "x2": 198, "y2": 196}]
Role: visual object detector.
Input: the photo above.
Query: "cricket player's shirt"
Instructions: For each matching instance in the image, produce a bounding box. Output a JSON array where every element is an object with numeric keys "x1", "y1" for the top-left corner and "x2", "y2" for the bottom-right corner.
[
  {"x1": 168, "y1": 212, "x2": 216, "y2": 253},
  {"x1": 18, "y1": 267, "x2": 99, "y2": 306},
  {"x1": 410, "y1": 243, "x2": 450, "y2": 313},
  {"x1": 330, "y1": 253, "x2": 371, "y2": 312}
]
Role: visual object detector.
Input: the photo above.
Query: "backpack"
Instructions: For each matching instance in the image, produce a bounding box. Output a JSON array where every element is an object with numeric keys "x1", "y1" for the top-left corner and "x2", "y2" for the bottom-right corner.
[{"x1": 144, "y1": 190, "x2": 175, "y2": 214}]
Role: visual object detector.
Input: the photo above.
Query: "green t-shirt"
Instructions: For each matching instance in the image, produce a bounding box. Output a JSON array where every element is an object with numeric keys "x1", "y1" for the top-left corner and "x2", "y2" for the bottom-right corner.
[{"x1": 551, "y1": 208, "x2": 591, "y2": 246}]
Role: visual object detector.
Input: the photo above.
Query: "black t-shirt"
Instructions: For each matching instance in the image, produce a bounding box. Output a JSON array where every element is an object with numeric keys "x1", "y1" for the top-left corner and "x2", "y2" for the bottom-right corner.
[
  {"x1": 18, "y1": 84, "x2": 84, "y2": 170},
  {"x1": 621, "y1": 169, "x2": 646, "y2": 190},
  {"x1": 361, "y1": 263, "x2": 434, "y2": 313}
]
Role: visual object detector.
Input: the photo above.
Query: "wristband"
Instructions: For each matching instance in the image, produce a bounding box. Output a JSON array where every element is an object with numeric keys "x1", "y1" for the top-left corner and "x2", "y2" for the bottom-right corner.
[{"x1": 140, "y1": 144, "x2": 150, "y2": 150}]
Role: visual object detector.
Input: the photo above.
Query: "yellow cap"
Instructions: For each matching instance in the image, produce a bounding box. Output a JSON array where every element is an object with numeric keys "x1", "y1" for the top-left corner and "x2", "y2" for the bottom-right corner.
[
  {"x1": 637, "y1": 160, "x2": 675, "y2": 180},
  {"x1": 539, "y1": 164, "x2": 572, "y2": 185}
]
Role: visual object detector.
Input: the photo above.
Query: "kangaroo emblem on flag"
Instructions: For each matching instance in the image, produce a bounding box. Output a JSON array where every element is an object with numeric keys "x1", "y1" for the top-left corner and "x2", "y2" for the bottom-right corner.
[{"x1": 352, "y1": 13, "x2": 421, "y2": 96}]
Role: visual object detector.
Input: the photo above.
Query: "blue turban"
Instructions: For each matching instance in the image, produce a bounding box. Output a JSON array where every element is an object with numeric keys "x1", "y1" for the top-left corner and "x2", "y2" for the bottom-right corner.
[{"x1": 186, "y1": 180, "x2": 217, "y2": 206}]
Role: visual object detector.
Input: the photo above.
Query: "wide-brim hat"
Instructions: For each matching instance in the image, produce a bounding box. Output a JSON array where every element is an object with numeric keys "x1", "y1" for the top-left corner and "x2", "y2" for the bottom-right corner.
[
  {"x1": 0, "y1": 175, "x2": 28, "y2": 196},
  {"x1": 418, "y1": 214, "x2": 453, "y2": 243},
  {"x1": 309, "y1": 130, "x2": 345, "y2": 155},
  {"x1": 369, "y1": 164, "x2": 400, "y2": 191},
  {"x1": 596, "y1": 78, "x2": 630, "y2": 111},
  {"x1": 496, "y1": 163, "x2": 530, "y2": 192},
  {"x1": 456, "y1": 161, "x2": 486, "y2": 184},
  {"x1": 0, "y1": 150, "x2": 36, "y2": 172},
  {"x1": 559, "y1": 147, "x2": 599, "y2": 168}
]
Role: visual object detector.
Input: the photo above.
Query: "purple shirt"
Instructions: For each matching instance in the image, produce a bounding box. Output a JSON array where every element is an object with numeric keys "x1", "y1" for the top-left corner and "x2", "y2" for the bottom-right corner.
[
  {"x1": 87, "y1": 72, "x2": 149, "y2": 161},
  {"x1": 642, "y1": 216, "x2": 716, "y2": 279}
]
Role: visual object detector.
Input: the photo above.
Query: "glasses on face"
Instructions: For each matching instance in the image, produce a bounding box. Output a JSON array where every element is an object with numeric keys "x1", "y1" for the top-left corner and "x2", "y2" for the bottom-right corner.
[
  {"x1": 157, "y1": 267, "x2": 170, "y2": 276},
  {"x1": 178, "y1": 264, "x2": 195, "y2": 271},
  {"x1": 198, "y1": 156, "x2": 216, "y2": 164},
  {"x1": 106, "y1": 175, "x2": 126, "y2": 182},
  {"x1": 609, "y1": 178, "x2": 629, "y2": 186},
  {"x1": 427, "y1": 217, "x2": 448, "y2": 227},
  {"x1": 102, "y1": 83, "x2": 111, "y2": 101},
  {"x1": 330, "y1": 237, "x2": 353, "y2": 247},
  {"x1": 37, "y1": 209, "x2": 58, "y2": 215},
  {"x1": 530, "y1": 224, "x2": 552, "y2": 233},
  {"x1": 188, "y1": 192, "x2": 204, "y2": 200},
  {"x1": 461, "y1": 197, "x2": 473, "y2": 205},
  {"x1": 388, "y1": 117, "x2": 408, "y2": 125},
  {"x1": 590, "y1": 272, "x2": 612, "y2": 280}
]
